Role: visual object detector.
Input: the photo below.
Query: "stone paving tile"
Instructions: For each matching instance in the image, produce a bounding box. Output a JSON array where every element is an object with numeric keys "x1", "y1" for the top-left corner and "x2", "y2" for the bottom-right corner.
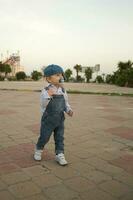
[
  {"x1": 98, "y1": 180, "x2": 132, "y2": 198},
  {"x1": 103, "y1": 115, "x2": 128, "y2": 122},
  {"x1": 22, "y1": 165, "x2": 50, "y2": 177},
  {"x1": 26, "y1": 123, "x2": 40, "y2": 134},
  {"x1": 8, "y1": 181, "x2": 41, "y2": 198},
  {"x1": 14, "y1": 158, "x2": 39, "y2": 168},
  {"x1": 33, "y1": 174, "x2": 62, "y2": 188},
  {"x1": 0, "y1": 179, "x2": 7, "y2": 190},
  {"x1": 0, "y1": 190, "x2": 15, "y2": 200},
  {"x1": 64, "y1": 152, "x2": 82, "y2": 163},
  {"x1": 0, "y1": 163, "x2": 21, "y2": 175},
  {"x1": 69, "y1": 161, "x2": 95, "y2": 174},
  {"x1": 97, "y1": 150, "x2": 125, "y2": 161},
  {"x1": 68, "y1": 147, "x2": 95, "y2": 159},
  {"x1": 0, "y1": 143, "x2": 55, "y2": 169},
  {"x1": 1, "y1": 171, "x2": 31, "y2": 185},
  {"x1": 82, "y1": 170, "x2": 112, "y2": 184},
  {"x1": 44, "y1": 184, "x2": 80, "y2": 200},
  {"x1": 0, "y1": 152, "x2": 12, "y2": 165},
  {"x1": 122, "y1": 119, "x2": 133, "y2": 129},
  {"x1": 52, "y1": 165, "x2": 79, "y2": 180},
  {"x1": 107, "y1": 127, "x2": 133, "y2": 140},
  {"x1": 40, "y1": 160, "x2": 60, "y2": 171},
  {"x1": 103, "y1": 108, "x2": 121, "y2": 113},
  {"x1": 84, "y1": 157, "x2": 124, "y2": 176},
  {"x1": 110, "y1": 154, "x2": 133, "y2": 175},
  {"x1": 64, "y1": 177, "x2": 96, "y2": 192},
  {"x1": 0, "y1": 109, "x2": 17, "y2": 115},
  {"x1": 23, "y1": 193, "x2": 48, "y2": 200},
  {"x1": 119, "y1": 191, "x2": 133, "y2": 200},
  {"x1": 114, "y1": 172, "x2": 133, "y2": 188},
  {"x1": 79, "y1": 188, "x2": 117, "y2": 200}
]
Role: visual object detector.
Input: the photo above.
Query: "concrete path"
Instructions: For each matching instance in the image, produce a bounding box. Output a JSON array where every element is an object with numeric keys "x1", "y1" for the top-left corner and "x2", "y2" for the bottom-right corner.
[{"x1": 0, "y1": 83, "x2": 133, "y2": 200}]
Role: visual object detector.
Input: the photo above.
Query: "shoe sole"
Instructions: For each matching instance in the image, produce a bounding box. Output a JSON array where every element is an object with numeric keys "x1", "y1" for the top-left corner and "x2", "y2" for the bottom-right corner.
[
  {"x1": 55, "y1": 159, "x2": 68, "y2": 166},
  {"x1": 33, "y1": 156, "x2": 42, "y2": 161}
]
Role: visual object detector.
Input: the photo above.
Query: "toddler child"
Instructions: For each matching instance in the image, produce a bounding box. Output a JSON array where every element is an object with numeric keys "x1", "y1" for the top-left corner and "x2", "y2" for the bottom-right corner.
[{"x1": 34, "y1": 64, "x2": 73, "y2": 165}]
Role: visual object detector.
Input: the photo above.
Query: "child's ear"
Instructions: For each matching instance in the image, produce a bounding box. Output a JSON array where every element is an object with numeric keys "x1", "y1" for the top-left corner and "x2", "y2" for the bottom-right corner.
[{"x1": 46, "y1": 77, "x2": 51, "y2": 83}]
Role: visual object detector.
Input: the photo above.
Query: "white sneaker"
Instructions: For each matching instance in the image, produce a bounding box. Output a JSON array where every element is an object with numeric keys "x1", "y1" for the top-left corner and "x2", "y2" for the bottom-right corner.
[
  {"x1": 34, "y1": 149, "x2": 43, "y2": 161},
  {"x1": 55, "y1": 153, "x2": 68, "y2": 166}
]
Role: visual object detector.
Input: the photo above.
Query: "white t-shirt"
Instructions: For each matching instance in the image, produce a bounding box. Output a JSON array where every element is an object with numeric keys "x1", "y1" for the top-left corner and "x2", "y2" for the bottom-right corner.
[{"x1": 40, "y1": 84, "x2": 72, "y2": 115}]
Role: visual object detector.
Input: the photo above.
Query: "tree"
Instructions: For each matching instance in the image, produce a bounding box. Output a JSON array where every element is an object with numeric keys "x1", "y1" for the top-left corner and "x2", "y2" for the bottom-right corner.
[
  {"x1": 64, "y1": 69, "x2": 72, "y2": 82},
  {"x1": 0, "y1": 62, "x2": 11, "y2": 78},
  {"x1": 127, "y1": 67, "x2": 133, "y2": 87},
  {"x1": 4, "y1": 64, "x2": 11, "y2": 78},
  {"x1": 76, "y1": 75, "x2": 85, "y2": 82},
  {"x1": 16, "y1": 71, "x2": 26, "y2": 80},
  {"x1": 0, "y1": 62, "x2": 4, "y2": 76},
  {"x1": 31, "y1": 70, "x2": 42, "y2": 81},
  {"x1": 106, "y1": 60, "x2": 133, "y2": 87},
  {"x1": 85, "y1": 67, "x2": 92, "y2": 83},
  {"x1": 117, "y1": 60, "x2": 132, "y2": 72},
  {"x1": 102, "y1": 73, "x2": 105, "y2": 82},
  {"x1": 115, "y1": 60, "x2": 133, "y2": 87},
  {"x1": 95, "y1": 75, "x2": 104, "y2": 83},
  {"x1": 73, "y1": 64, "x2": 82, "y2": 81},
  {"x1": 105, "y1": 74, "x2": 113, "y2": 84}
]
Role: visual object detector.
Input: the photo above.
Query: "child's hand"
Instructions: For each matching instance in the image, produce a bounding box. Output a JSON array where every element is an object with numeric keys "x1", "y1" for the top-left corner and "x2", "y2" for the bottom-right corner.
[
  {"x1": 67, "y1": 110, "x2": 73, "y2": 117},
  {"x1": 47, "y1": 88, "x2": 56, "y2": 96}
]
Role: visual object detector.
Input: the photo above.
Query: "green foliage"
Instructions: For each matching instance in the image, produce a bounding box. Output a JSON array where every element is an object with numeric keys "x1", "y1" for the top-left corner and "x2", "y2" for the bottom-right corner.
[
  {"x1": 31, "y1": 70, "x2": 42, "y2": 81},
  {"x1": 8, "y1": 77, "x2": 17, "y2": 81},
  {"x1": 73, "y1": 64, "x2": 82, "y2": 82},
  {"x1": 0, "y1": 76, "x2": 4, "y2": 81},
  {"x1": 69, "y1": 77, "x2": 76, "y2": 82},
  {"x1": 77, "y1": 75, "x2": 85, "y2": 82},
  {"x1": 64, "y1": 69, "x2": 72, "y2": 82},
  {"x1": 115, "y1": 60, "x2": 133, "y2": 87},
  {"x1": 115, "y1": 73, "x2": 127, "y2": 86},
  {"x1": 0, "y1": 62, "x2": 12, "y2": 77},
  {"x1": 106, "y1": 60, "x2": 133, "y2": 87},
  {"x1": 95, "y1": 75, "x2": 104, "y2": 83},
  {"x1": 0, "y1": 62, "x2": 5, "y2": 72},
  {"x1": 85, "y1": 67, "x2": 92, "y2": 82},
  {"x1": 4, "y1": 64, "x2": 11, "y2": 73},
  {"x1": 16, "y1": 71, "x2": 26, "y2": 80},
  {"x1": 127, "y1": 67, "x2": 133, "y2": 87},
  {"x1": 106, "y1": 74, "x2": 115, "y2": 84}
]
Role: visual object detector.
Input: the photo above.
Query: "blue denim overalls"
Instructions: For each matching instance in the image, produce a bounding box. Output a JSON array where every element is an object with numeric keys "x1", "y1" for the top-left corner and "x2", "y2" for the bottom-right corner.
[{"x1": 36, "y1": 94, "x2": 66, "y2": 155}]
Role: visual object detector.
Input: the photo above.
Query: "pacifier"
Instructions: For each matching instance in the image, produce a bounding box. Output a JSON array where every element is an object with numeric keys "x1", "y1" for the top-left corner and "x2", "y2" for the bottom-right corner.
[{"x1": 59, "y1": 77, "x2": 64, "y2": 83}]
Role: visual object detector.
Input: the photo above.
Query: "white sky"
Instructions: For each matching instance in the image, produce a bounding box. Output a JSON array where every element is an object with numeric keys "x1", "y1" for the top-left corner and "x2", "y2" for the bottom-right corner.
[{"x1": 0, "y1": 0, "x2": 133, "y2": 75}]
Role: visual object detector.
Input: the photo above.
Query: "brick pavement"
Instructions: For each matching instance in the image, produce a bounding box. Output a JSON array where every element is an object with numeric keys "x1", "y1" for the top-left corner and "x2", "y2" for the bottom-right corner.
[{"x1": 0, "y1": 83, "x2": 133, "y2": 200}]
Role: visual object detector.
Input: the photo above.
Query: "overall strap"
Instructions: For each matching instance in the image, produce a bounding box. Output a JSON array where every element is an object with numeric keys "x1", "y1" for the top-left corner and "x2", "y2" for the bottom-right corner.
[
  {"x1": 45, "y1": 84, "x2": 65, "y2": 93},
  {"x1": 45, "y1": 84, "x2": 52, "y2": 91}
]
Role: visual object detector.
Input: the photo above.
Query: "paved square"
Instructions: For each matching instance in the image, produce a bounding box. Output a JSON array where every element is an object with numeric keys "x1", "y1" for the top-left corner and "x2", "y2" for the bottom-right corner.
[{"x1": 0, "y1": 82, "x2": 133, "y2": 200}]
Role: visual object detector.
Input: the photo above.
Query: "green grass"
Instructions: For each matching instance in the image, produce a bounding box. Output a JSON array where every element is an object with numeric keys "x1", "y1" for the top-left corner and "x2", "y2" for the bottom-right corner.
[
  {"x1": 67, "y1": 90, "x2": 133, "y2": 97},
  {"x1": 0, "y1": 88, "x2": 133, "y2": 97}
]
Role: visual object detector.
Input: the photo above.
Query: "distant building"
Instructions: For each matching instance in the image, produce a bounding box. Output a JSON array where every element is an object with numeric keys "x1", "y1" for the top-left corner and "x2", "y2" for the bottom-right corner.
[
  {"x1": 81, "y1": 64, "x2": 100, "y2": 81},
  {"x1": 2, "y1": 52, "x2": 24, "y2": 76},
  {"x1": 82, "y1": 64, "x2": 100, "y2": 73}
]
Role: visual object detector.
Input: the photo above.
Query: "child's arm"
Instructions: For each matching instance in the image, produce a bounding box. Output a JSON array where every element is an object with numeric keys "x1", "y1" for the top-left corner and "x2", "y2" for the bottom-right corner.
[
  {"x1": 64, "y1": 90, "x2": 73, "y2": 117},
  {"x1": 40, "y1": 86, "x2": 57, "y2": 113},
  {"x1": 40, "y1": 89, "x2": 51, "y2": 114}
]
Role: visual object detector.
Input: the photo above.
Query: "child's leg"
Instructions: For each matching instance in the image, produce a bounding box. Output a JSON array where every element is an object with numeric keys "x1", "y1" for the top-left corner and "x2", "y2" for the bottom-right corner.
[
  {"x1": 34, "y1": 119, "x2": 53, "y2": 161},
  {"x1": 54, "y1": 121, "x2": 68, "y2": 165},
  {"x1": 36, "y1": 119, "x2": 53, "y2": 150},
  {"x1": 54, "y1": 121, "x2": 64, "y2": 155}
]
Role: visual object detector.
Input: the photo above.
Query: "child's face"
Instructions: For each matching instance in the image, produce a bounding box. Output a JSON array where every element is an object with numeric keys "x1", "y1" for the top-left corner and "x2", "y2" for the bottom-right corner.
[{"x1": 46, "y1": 73, "x2": 63, "y2": 85}]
